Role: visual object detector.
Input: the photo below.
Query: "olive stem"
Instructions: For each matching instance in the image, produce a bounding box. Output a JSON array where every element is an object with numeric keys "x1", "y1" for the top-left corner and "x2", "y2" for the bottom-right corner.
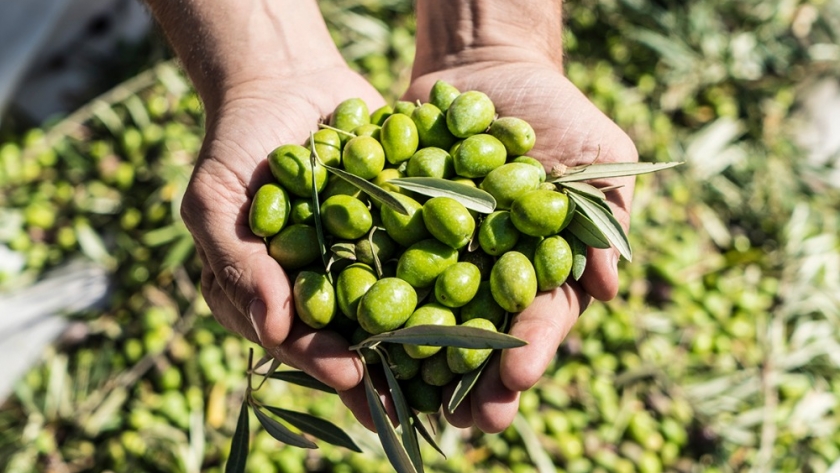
[{"x1": 318, "y1": 123, "x2": 357, "y2": 138}]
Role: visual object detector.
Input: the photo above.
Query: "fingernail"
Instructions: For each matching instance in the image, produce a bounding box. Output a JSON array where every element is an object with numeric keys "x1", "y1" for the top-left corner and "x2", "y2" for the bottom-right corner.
[{"x1": 248, "y1": 299, "x2": 267, "y2": 345}]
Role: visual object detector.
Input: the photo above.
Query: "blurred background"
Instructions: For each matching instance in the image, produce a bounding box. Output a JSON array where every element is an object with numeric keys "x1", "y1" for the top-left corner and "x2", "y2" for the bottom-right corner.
[{"x1": 1, "y1": 0, "x2": 839, "y2": 472}]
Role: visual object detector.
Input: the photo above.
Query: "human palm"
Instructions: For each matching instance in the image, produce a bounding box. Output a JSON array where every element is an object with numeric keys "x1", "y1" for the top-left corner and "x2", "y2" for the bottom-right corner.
[
  {"x1": 180, "y1": 67, "x2": 386, "y2": 396},
  {"x1": 404, "y1": 62, "x2": 638, "y2": 432}
]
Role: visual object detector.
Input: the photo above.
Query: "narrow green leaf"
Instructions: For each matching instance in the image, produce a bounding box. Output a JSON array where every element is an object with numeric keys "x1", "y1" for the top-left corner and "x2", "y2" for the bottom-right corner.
[
  {"x1": 321, "y1": 163, "x2": 410, "y2": 215},
  {"x1": 252, "y1": 404, "x2": 317, "y2": 449},
  {"x1": 225, "y1": 400, "x2": 249, "y2": 473},
  {"x1": 565, "y1": 233, "x2": 588, "y2": 281},
  {"x1": 368, "y1": 227, "x2": 385, "y2": 278},
  {"x1": 376, "y1": 349, "x2": 424, "y2": 472},
  {"x1": 309, "y1": 136, "x2": 329, "y2": 268},
  {"x1": 567, "y1": 212, "x2": 611, "y2": 249},
  {"x1": 447, "y1": 357, "x2": 491, "y2": 414},
  {"x1": 548, "y1": 161, "x2": 682, "y2": 183},
  {"x1": 411, "y1": 413, "x2": 445, "y2": 458},
  {"x1": 568, "y1": 192, "x2": 632, "y2": 261},
  {"x1": 560, "y1": 181, "x2": 606, "y2": 201},
  {"x1": 352, "y1": 325, "x2": 527, "y2": 350},
  {"x1": 392, "y1": 177, "x2": 496, "y2": 214},
  {"x1": 331, "y1": 242, "x2": 357, "y2": 261},
  {"x1": 269, "y1": 370, "x2": 337, "y2": 394},
  {"x1": 362, "y1": 365, "x2": 418, "y2": 473},
  {"x1": 256, "y1": 358, "x2": 283, "y2": 391},
  {"x1": 264, "y1": 406, "x2": 361, "y2": 452}
]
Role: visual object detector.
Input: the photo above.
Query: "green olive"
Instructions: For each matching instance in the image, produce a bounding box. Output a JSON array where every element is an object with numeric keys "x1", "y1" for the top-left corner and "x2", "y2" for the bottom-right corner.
[
  {"x1": 421, "y1": 351, "x2": 455, "y2": 386},
  {"x1": 342, "y1": 136, "x2": 385, "y2": 180},
  {"x1": 321, "y1": 174, "x2": 364, "y2": 201},
  {"x1": 488, "y1": 117, "x2": 536, "y2": 156},
  {"x1": 490, "y1": 251, "x2": 537, "y2": 313},
  {"x1": 380, "y1": 192, "x2": 430, "y2": 247},
  {"x1": 406, "y1": 147, "x2": 454, "y2": 179},
  {"x1": 510, "y1": 189, "x2": 571, "y2": 237},
  {"x1": 370, "y1": 104, "x2": 393, "y2": 126},
  {"x1": 435, "y1": 262, "x2": 481, "y2": 308},
  {"x1": 396, "y1": 239, "x2": 459, "y2": 289},
  {"x1": 480, "y1": 163, "x2": 542, "y2": 209},
  {"x1": 401, "y1": 376, "x2": 442, "y2": 413},
  {"x1": 330, "y1": 98, "x2": 370, "y2": 142},
  {"x1": 461, "y1": 281, "x2": 506, "y2": 328},
  {"x1": 249, "y1": 183, "x2": 290, "y2": 238},
  {"x1": 412, "y1": 103, "x2": 457, "y2": 150},
  {"x1": 386, "y1": 344, "x2": 421, "y2": 380},
  {"x1": 446, "y1": 90, "x2": 496, "y2": 138},
  {"x1": 354, "y1": 230, "x2": 398, "y2": 267},
  {"x1": 422, "y1": 197, "x2": 475, "y2": 250},
  {"x1": 320, "y1": 194, "x2": 372, "y2": 240},
  {"x1": 393, "y1": 100, "x2": 416, "y2": 116},
  {"x1": 453, "y1": 134, "x2": 507, "y2": 178},
  {"x1": 381, "y1": 113, "x2": 419, "y2": 165},
  {"x1": 268, "y1": 144, "x2": 328, "y2": 197},
  {"x1": 429, "y1": 80, "x2": 461, "y2": 112},
  {"x1": 478, "y1": 210, "x2": 521, "y2": 256},
  {"x1": 403, "y1": 303, "x2": 457, "y2": 359},
  {"x1": 459, "y1": 249, "x2": 495, "y2": 280},
  {"x1": 289, "y1": 198, "x2": 315, "y2": 225},
  {"x1": 512, "y1": 156, "x2": 547, "y2": 182},
  {"x1": 268, "y1": 224, "x2": 320, "y2": 270},
  {"x1": 307, "y1": 129, "x2": 342, "y2": 167},
  {"x1": 352, "y1": 123, "x2": 381, "y2": 140},
  {"x1": 357, "y1": 277, "x2": 418, "y2": 334},
  {"x1": 293, "y1": 271, "x2": 336, "y2": 329},
  {"x1": 447, "y1": 318, "x2": 496, "y2": 374},
  {"x1": 336, "y1": 263, "x2": 377, "y2": 320},
  {"x1": 534, "y1": 235, "x2": 573, "y2": 291}
]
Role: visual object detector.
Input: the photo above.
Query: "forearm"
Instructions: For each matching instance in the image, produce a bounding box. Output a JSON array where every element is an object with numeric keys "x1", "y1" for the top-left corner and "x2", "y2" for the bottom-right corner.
[
  {"x1": 413, "y1": 0, "x2": 564, "y2": 77},
  {"x1": 144, "y1": 0, "x2": 344, "y2": 112}
]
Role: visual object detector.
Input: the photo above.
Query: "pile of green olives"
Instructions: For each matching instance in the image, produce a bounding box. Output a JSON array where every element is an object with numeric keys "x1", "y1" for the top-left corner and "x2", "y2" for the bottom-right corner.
[{"x1": 249, "y1": 81, "x2": 575, "y2": 413}]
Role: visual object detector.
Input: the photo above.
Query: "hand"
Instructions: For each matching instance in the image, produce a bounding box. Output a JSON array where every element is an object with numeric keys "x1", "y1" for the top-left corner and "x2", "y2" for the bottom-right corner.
[
  {"x1": 179, "y1": 67, "x2": 387, "y2": 418},
  {"x1": 403, "y1": 57, "x2": 638, "y2": 433}
]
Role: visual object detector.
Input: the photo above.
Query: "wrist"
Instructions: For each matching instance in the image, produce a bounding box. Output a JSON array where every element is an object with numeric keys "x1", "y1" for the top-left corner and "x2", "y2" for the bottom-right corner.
[
  {"x1": 146, "y1": 0, "x2": 346, "y2": 113},
  {"x1": 413, "y1": 0, "x2": 564, "y2": 78}
]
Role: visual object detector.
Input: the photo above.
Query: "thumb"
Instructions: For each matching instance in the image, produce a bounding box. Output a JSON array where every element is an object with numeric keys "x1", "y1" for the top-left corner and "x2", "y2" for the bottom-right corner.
[{"x1": 181, "y1": 161, "x2": 294, "y2": 348}]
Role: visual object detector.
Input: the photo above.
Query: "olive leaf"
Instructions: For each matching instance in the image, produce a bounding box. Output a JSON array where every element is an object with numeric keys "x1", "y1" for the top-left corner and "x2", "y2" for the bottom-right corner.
[
  {"x1": 392, "y1": 177, "x2": 496, "y2": 214},
  {"x1": 567, "y1": 211, "x2": 611, "y2": 249},
  {"x1": 309, "y1": 134, "x2": 329, "y2": 269},
  {"x1": 331, "y1": 242, "x2": 357, "y2": 261},
  {"x1": 447, "y1": 356, "x2": 491, "y2": 414},
  {"x1": 252, "y1": 403, "x2": 318, "y2": 449},
  {"x1": 268, "y1": 370, "x2": 337, "y2": 394},
  {"x1": 565, "y1": 233, "x2": 588, "y2": 281},
  {"x1": 362, "y1": 363, "x2": 418, "y2": 473},
  {"x1": 411, "y1": 413, "x2": 445, "y2": 459},
  {"x1": 351, "y1": 325, "x2": 527, "y2": 350},
  {"x1": 263, "y1": 406, "x2": 361, "y2": 453},
  {"x1": 255, "y1": 357, "x2": 283, "y2": 391},
  {"x1": 225, "y1": 399, "x2": 250, "y2": 473},
  {"x1": 567, "y1": 192, "x2": 632, "y2": 261},
  {"x1": 375, "y1": 348, "x2": 424, "y2": 472},
  {"x1": 368, "y1": 226, "x2": 385, "y2": 278},
  {"x1": 320, "y1": 162, "x2": 410, "y2": 216},
  {"x1": 559, "y1": 181, "x2": 607, "y2": 201},
  {"x1": 548, "y1": 161, "x2": 683, "y2": 183}
]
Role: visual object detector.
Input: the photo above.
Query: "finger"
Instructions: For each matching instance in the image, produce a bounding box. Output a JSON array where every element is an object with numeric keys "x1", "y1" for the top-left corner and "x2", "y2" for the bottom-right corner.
[
  {"x1": 338, "y1": 369, "x2": 397, "y2": 432},
  {"x1": 441, "y1": 383, "x2": 474, "y2": 428},
  {"x1": 500, "y1": 282, "x2": 588, "y2": 392},
  {"x1": 181, "y1": 158, "x2": 294, "y2": 348},
  {"x1": 273, "y1": 317, "x2": 364, "y2": 392},
  {"x1": 470, "y1": 355, "x2": 520, "y2": 433}
]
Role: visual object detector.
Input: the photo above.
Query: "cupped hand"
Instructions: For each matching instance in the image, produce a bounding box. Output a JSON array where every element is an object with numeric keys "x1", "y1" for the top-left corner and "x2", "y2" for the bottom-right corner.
[
  {"x1": 180, "y1": 67, "x2": 386, "y2": 418},
  {"x1": 403, "y1": 59, "x2": 639, "y2": 433}
]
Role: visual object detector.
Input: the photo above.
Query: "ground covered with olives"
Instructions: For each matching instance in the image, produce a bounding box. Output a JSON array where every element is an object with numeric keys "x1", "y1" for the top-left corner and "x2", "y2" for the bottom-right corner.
[{"x1": 2, "y1": 1, "x2": 839, "y2": 472}]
